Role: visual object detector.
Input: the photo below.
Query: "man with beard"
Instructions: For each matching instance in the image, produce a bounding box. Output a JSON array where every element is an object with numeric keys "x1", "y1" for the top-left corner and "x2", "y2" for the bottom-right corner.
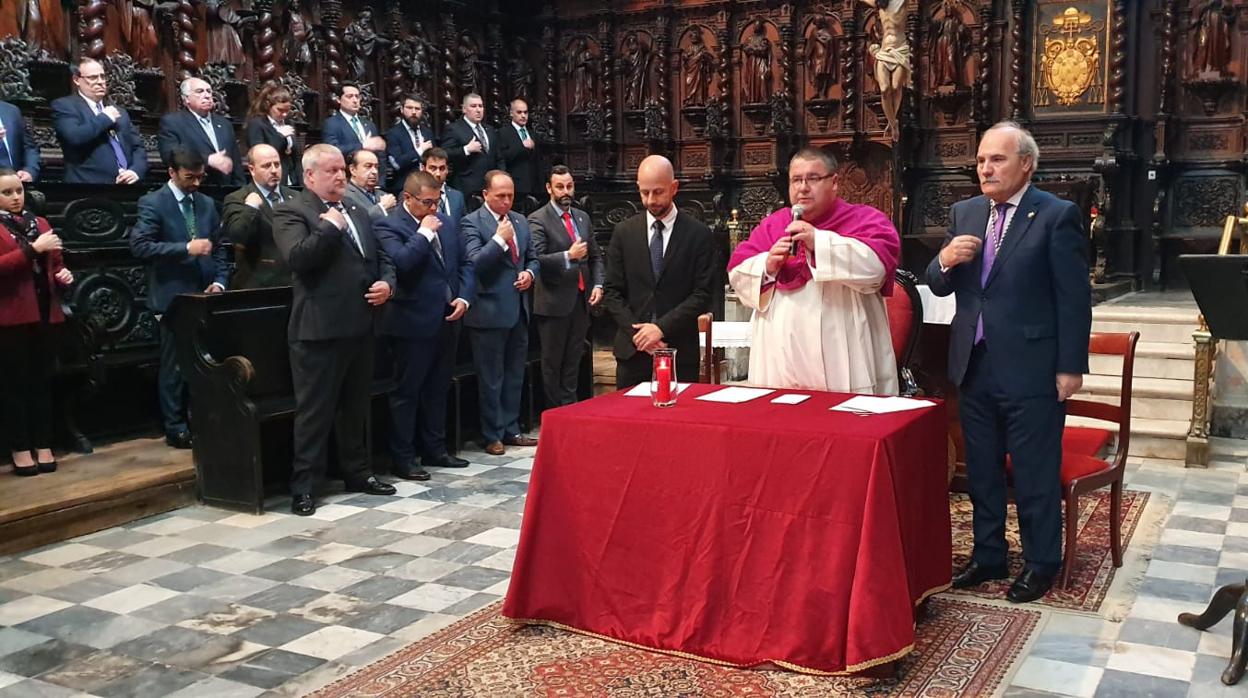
[{"x1": 386, "y1": 95, "x2": 435, "y2": 194}]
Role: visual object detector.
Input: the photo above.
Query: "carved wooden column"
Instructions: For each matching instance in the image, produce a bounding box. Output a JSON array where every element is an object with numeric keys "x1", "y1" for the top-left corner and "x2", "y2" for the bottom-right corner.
[
  {"x1": 842, "y1": 12, "x2": 857, "y2": 130},
  {"x1": 386, "y1": 3, "x2": 406, "y2": 117},
  {"x1": 441, "y1": 14, "x2": 457, "y2": 123},
  {"x1": 78, "y1": 0, "x2": 107, "y2": 61},
  {"x1": 598, "y1": 18, "x2": 615, "y2": 147},
  {"x1": 1108, "y1": 0, "x2": 1127, "y2": 115},
  {"x1": 650, "y1": 14, "x2": 671, "y2": 146},
  {"x1": 974, "y1": 3, "x2": 993, "y2": 127},
  {"x1": 1009, "y1": 0, "x2": 1025, "y2": 120},
  {"x1": 322, "y1": 0, "x2": 345, "y2": 98},
  {"x1": 255, "y1": 0, "x2": 278, "y2": 83},
  {"x1": 541, "y1": 24, "x2": 558, "y2": 143},
  {"x1": 1150, "y1": 0, "x2": 1180, "y2": 288},
  {"x1": 776, "y1": 14, "x2": 795, "y2": 145},
  {"x1": 174, "y1": 0, "x2": 197, "y2": 81},
  {"x1": 488, "y1": 22, "x2": 505, "y2": 122}
]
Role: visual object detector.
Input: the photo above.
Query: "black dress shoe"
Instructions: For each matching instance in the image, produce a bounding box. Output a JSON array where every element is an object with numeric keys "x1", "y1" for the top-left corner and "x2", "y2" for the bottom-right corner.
[
  {"x1": 12, "y1": 463, "x2": 37, "y2": 477},
  {"x1": 951, "y1": 560, "x2": 1009, "y2": 589},
  {"x1": 291, "y1": 494, "x2": 316, "y2": 516},
  {"x1": 502, "y1": 434, "x2": 538, "y2": 447},
  {"x1": 346, "y1": 476, "x2": 397, "y2": 496},
  {"x1": 1006, "y1": 569, "x2": 1054, "y2": 603},
  {"x1": 36, "y1": 460, "x2": 57, "y2": 473},
  {"x1": 393, "y1": 463, "x2": 431, "y2": 481},
  {"x1": 165, "y1": 431, "x2": 193, "y2": 449},
  {"x1": 424, "y1": 454, "x2": 469, "y2": 468}
]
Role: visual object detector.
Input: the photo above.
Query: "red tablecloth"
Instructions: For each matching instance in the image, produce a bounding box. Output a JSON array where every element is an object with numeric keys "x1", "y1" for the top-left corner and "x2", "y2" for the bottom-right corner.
[{"x1": 502, "y1": 384, "x2": 952, "y2": 674}]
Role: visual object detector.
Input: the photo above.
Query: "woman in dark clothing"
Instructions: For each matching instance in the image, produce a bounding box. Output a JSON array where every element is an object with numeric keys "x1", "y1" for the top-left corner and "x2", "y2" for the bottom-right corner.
[
  {"x1": 244, "y1": 83, "x2": 302, "y2": 186},
  {"x1": 0, "y1": 168, "x2": 73, "y2": 475}
]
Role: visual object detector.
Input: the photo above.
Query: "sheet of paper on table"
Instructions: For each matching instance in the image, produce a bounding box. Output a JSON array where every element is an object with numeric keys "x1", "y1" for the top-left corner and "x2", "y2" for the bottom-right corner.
[
  {"x1": 623, "y1": 382, "x2": 692, "y2": 397},
  {"x1": 830, "y1": 395, "x2": 936, "y2": 414},
  {"x1": 695, "y1": 387, "x2": 776, "y2": 403},
  {"x1": 770, "y1": 393, "x2": 811, "y2": 405}
]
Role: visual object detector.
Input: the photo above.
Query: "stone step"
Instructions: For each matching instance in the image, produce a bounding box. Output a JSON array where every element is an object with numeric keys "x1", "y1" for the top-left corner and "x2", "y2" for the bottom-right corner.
[
  {"x1": 1079, "y1": 393, "x2": 1193, "y2": 421},
  {"x1": 1091, "y1": 320, "x2": 1198, "y2": 345},
  {"x1": 1080, "y1": 373, "x2": 1193, "y2": 401},
  {"x1": 1089, "y1": 352, "x2": 1193, "y2": 381},
  {"x1": 1065, "y1": 414, "x2": 1188, "y2": 439},
  {"x1": 1130, "y1": 434, "x2": 1189, "y2": 460},
  {"x1": 1091, "y1": 306, "x2": 1201, "y2": 325}
]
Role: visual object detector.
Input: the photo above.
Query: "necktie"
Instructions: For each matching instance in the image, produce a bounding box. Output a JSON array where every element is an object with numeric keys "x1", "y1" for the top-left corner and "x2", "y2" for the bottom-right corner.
[
  {"x1": 563, "y1": 211, "x2": 584, "y2": 291},
  {"x1": 330, "y1": 202, "x2": 363, "y2": 254},
  {"x1": 266, "y1": 189, "x2": 281, "y2": 207},
  {"x1": 96, "y1": 103, "x2": 128, "y2": 170},
  {"x1": 352, "y1": 115, "x2": 366, "y2": 142},
  {"x1": 474, "y1": 123, "x2": 488, "y2": 151},
  {"x1": 502, "y1": 215, "x2": 518, "y2": 264},
  {"x1": 410, "y1": 124, "x2": 422, "y2": 151},
  {"x1": 519, "y1": 126, "x2": 529, "y2": 141},
  {"x1": 199, "y1": 115, "x2": 219, "y2": 151},
  {"x1": 0, "y1": 136, "x2": 11, "y2": 169},
  {"x1": 180, "y1": 196, "x2": 197, "y2": 239},
  {"x1": 439, "y1": 194, "x2": 449, "y2": 217},
  {"x1": 974, "y1": 202, "x2": 1012, "y2": 344},
  {"x1": 649, "y1": 219, "x2": 665, "y2": 280}
]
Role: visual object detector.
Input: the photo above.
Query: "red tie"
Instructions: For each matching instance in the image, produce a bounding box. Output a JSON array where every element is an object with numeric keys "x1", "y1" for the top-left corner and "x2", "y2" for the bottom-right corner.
[
  {"x1": 562, "y1": 211, "x2": 585, "y2": 291},
  {"x1": 501, "y1": 215, "x2": 519, "y2": 264}
]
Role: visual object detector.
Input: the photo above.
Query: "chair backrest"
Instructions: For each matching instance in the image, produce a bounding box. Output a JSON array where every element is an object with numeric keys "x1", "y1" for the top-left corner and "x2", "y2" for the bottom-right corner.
[
  {"x1": 884, "y1": 269, "x2": 923, "y2": 393},
  {"x1": 1064, "y1": 331, "x2": 1139, "y2": 471},
  {"x1": 698, "y1": 312, "x2": 715, "y2": 384}
]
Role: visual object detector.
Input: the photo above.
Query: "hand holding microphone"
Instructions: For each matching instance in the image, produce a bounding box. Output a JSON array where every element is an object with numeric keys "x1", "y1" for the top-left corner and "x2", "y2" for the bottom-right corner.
[{"x1": 788, "y1": 205, "x2": 805, "y2": 256}]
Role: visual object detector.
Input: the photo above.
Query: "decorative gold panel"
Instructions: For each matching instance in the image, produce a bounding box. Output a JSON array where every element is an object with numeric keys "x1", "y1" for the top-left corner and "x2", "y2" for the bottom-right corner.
[{"x1": 1032, "y1": 2, "x2": 1110, "y2": 114}]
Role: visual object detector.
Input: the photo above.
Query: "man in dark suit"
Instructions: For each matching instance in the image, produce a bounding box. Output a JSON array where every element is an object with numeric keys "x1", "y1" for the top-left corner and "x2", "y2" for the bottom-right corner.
[
  {"x1": 439, "y1": 93, "x2": 497, "y2": 201},
  {"x1": 375, "y1": 171, "x2": 476, "y2": 479},
  {"x1": 128, "y1": 147, "x2": 230, "y2": 449},
  {"x1": 422, "y1": 148, "x2": 465, "y2": 223},
  {"x1": 157, "y1": 77, "x2": 243, "y2": 187},
  {"x1": 462, "y1": 170, "x2": 540, "y2": 456},
  {"x1": 602, "y1": 155, "x2": 715, "y2": 388},
  {"x1": 221, "y1": 144, "x2": 297, "y2": 289},
  {"x1": 926, "y1": 121, "x2": 1091, "y2": 603},
  {"x1": 0, "y1": 100, "x2": 41, "y2": 183},
  {"x1": 52, "y1": 58, "x2": 147, "y2": 185},
  {"x1": 274, "y1": 144, "x2": 397, "y2": 516},
  {"x1": 344, "y1": 149, "x2": 398, "y2": 222},
  {"x1": 385, "y1": 95, "x2": 434, "y2": 195},
  {"x1": 496, "y1": 98, "x2": 539, "y2": 210},
  {"x1": 529, "y1": 166, "x2": 603, "y2": 408},
  {"x1": 321, "y1": 82, "x2": 387, "y2": 183}
]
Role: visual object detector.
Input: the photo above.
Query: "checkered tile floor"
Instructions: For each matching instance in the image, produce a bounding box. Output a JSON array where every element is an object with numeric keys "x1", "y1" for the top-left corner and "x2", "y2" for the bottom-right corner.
[{"x1": 0, "y1": 446, "x2": 1243, "y2": 696}]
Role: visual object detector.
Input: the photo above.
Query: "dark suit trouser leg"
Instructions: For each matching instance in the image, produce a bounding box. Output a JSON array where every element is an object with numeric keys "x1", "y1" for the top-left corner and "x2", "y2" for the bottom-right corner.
[
  {"x1": 418, "y1": 321, "x2": 460, "y2": 459},
  {"x1": 158, "y1": 314, "x2": 188, "y2": 436},
  {"x1": 499, "y1": 315, "x2": 529, "y2": 438},
  {"x1": 537, "y1": 297, "x2": 589, "y2": 408},
  {"x1": 960, "y1": 344, "x2": 1065, "y2": 575},
  {"x1": 615, "y1": 353, "x2": 651, "y2": 390},
  {"x1": 470, "y1": 327, "x2": 508, "y2": 444},
  {"x1": 333, "y1": 334, "x2": 375, "y2": 485},
  {"x1": 289, "y1": 338, "x2": 352, "y2": 496},
  {"x1": 388, "y1": 335, "x2": 435, "y2": 466}
]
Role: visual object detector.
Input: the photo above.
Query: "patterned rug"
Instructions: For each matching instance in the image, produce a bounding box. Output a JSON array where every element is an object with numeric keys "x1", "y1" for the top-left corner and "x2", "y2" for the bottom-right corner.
[
  {"x1": 948, "y1": 489, "x2": 1154, "y2": 615},
  {"x1": 309, "y1": 598, "x2": 1039, "y2": 697}
]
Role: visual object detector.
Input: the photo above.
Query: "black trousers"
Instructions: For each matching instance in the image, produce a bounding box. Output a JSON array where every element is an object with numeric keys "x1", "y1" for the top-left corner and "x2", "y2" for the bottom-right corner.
[
  {"x1": 960, "y1": 342, "x2": 1065, "y2": 576},
  {"x1": 535, "y1": 293, "x2": 590, "y2": 408},
  {"x1": 288, "y1": 335, "x2": 375, "y2": 496},
  {"x1": 388, "y1": 321, "x2": 460, "y2": 465},
  {"x1": 0, "y1": 323, "x2": 56, "y2": 452},
  {"x1": 158, "y1": 313, "x2": 189, "y2": 436}
]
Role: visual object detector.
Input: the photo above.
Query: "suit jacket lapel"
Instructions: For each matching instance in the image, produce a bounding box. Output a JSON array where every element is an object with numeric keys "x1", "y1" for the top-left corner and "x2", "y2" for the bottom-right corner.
[
  {"x1": 184, "y1": 112, "x2": 217, "y2": 154},
  {"x1": 985, "y1": 187, "x2": 1041, "y2": 289},
  {"x1": 162, "y1": 187, "x2": 192, "y2": 240},
  {"x1": 656, "y1": 213, "x2": 684, "y2": 284}
]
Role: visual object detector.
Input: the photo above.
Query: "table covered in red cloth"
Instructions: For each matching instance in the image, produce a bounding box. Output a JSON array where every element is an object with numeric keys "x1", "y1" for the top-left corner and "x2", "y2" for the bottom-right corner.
[{"x1": 502, "y1": 384, "x2": 952, "y2": 674}]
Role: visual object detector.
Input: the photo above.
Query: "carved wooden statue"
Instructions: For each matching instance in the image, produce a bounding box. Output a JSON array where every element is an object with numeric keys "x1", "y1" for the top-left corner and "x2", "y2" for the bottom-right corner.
[
  {"x1": 408, "y1": 24, "x2": 431, "y2": 84},
  {"x1": 19, "y1": 0, "x2": 70, "y2": 61},
  {"x1": 344, "y1": 8, "x2": 391, "y2": 82},
  {"x1": 283, "y1": 0, "x2": 314, "y2": 74},
  {"x1": 508, "y1": 42, "x2": 535, "y2": 101},
  {"x1": 806, "y1": 15, "x2": 837, "y2": 98},
  {"x1": 928, "y1": 0, "x2": 970, "y2": 91},
  {"x1": 1190, "y1": 0, "x2": 1235, "y2": 77},
  {"x1": 621, "y1": 32, "x2": 652, "y2": 110},
  {"x1": 861, "y1": 0, "x2": 911, "y2": 141},
  {"x1": 204, "y1": 0, "x2": 253, "y2": 67},
  {"x1": 566, "y1": 37, "x2": 596, "y2": 112},
  {"x1": 682, "y1": 30, "x2": 714, "y2": 106},
  {"x1": 742, "y1": 19, "x2": 772, "y2": 104},
  {"x1": 118, "y1": 0, "x2": 167, "y2": 69},
  {"x1": 457, "y1": 34, "x2": 481, "y2": 96}
]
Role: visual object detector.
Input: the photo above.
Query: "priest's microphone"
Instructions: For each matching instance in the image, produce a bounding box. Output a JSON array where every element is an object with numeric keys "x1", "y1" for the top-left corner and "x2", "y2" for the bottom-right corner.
[{"x1": 789, "y1": 205, "x2": 805, "y2": 256}]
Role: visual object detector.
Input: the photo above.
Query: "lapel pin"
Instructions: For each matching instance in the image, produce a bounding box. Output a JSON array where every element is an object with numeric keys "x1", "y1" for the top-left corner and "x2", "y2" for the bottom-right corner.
[{"x1": 1027, "y1": 211, "x2": 1036, "y2": 219}]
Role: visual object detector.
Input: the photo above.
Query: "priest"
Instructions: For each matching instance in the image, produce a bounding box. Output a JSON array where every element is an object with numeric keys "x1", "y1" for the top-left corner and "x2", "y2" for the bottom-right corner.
[{"x1": 728, "y1": 148, "x2": 900, "y2": 394}]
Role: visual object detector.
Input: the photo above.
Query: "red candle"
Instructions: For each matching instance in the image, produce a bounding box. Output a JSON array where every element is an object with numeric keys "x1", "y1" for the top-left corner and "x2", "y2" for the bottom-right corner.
[{"x1": 655, "y1": 356, "x2": 672, "y2": 403}]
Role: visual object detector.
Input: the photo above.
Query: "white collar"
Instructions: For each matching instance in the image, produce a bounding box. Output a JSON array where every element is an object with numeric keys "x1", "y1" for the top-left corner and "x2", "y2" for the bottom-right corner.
[
  {"x1": 167, "y1": 180, "x2": 190, "y2": 201},
  {"x1": 484, "y1": 202, "x2": 509, "y2": 222},
  {"x1": 512, "y1": 121, "x2": 527, "y2": 133},
  {"x1": 550, "y1": 201, "x2": 572, "y2": 218},
  {"x1": 645, "y1": 205, "x2": 679, "y2": 233},
  {"x1": 341, "y1": 109, "x2": 361, "y2": 122},
  {"x1": 992, "y1": 184, "x2": 1029, "y2": 209}
]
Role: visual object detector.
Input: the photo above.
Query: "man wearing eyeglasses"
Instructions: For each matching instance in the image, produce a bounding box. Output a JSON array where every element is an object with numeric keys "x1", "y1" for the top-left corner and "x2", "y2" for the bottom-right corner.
[
  {"x1": 727, "y1": 148, "x2": 900, "y2": 394},
  {"x1": 374, "y1": 171, "x2": 475, "y2": 478},
  {"x1": 52, "y1": 58, "x2": 147, "y2": 185}
]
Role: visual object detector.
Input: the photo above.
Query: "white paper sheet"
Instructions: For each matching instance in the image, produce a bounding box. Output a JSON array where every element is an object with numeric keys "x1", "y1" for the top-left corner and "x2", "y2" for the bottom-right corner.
[
  {"x1": 623, "y1": 382, "x2": 692, "y2": 397},
  {"x1": 695, "y1": 387, "x2": 776, "y2": 403},
  {"x1": 830, "y1": 395, "x2": 936, "y2": 414},
  {"x1": 770, "y1": 394, "x2": 811, "y2": 405}
]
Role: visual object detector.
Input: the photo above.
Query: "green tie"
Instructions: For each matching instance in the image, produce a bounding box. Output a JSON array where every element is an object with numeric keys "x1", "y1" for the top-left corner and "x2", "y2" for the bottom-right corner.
[
  {"x1": 520, "y1": 126, "x2": 529, "y2": 140},
  {"x1": 180, "y1": 196, "x2": 197, "y2": 239},
  {"x1": 352, "y1": 115, "x2": 365, "y2": 141}
]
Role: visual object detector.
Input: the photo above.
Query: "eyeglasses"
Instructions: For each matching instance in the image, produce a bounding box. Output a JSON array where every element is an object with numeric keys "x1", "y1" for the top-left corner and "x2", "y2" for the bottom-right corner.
[
  {"x1": 788, "y1": 174, "x2": 834, "y2": 186},
  {"x1": 415, "y1": 197, "x2": 441, "y2": 207},
  {"x1": 78, "y1": 74, "x2": 106, "y2": 83}
]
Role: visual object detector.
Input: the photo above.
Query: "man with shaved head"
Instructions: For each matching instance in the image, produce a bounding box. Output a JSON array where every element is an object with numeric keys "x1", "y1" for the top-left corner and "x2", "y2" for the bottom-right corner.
[
  {"x1": 222, "y1": 143, "x2": 298, "y2": 288},
  {"x1": 601, "y1": 155, "x2": 715, "y2": 388},
  {"x1": 157, "y1": 77, "x2": 243, "y2": 186}
]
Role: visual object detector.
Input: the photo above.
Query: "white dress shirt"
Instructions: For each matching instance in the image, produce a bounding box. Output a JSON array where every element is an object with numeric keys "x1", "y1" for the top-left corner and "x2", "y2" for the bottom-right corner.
[{"x1": 645, "y1": 205, "x2": 679, "y2": 255}]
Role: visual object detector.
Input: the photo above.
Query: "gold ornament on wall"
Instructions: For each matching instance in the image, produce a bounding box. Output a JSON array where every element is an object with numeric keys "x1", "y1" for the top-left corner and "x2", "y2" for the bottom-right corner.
[{"x1": 1036, "y1": 7, "x2": 1105, "y2": 109}]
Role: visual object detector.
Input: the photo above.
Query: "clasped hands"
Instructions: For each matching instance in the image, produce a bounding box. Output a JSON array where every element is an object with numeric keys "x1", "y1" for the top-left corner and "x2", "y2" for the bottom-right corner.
[{"x1": 764, "y1": 221, "x2": 816, "y2": 276}]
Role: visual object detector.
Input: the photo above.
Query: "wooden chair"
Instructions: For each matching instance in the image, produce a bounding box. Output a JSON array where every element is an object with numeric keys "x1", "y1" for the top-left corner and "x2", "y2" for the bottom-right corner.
[
  {"x1": 698, "y1": 313, "x2": 723, "y2": 384},
  {"x1": 884, "y1": 269, "x2": 923, "y2": 396},
  {"x1": 1054, "y1": 331, "x2": 1139, "y2": 589}
]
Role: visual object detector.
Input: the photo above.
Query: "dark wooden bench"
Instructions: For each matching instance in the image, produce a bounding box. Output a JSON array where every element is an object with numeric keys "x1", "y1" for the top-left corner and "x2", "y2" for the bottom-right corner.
[{"x1": 171, "y1": 288, "x2": 396, "y2": 513}]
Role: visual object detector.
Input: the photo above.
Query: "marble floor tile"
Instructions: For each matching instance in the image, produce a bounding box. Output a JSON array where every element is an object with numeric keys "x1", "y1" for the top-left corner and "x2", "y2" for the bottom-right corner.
[
  {"x1": 277, "y1": 626, "x2": 384, "y2": 661},
  {"x1": 84, "y1": 584, "x2": 182, "y2": 615},
  {"x1": 1104, "y1": 641, "x2": 1197, "y2": 682},
  {"x1": 1013, "y1": 657, "x2": 1103, "y2": 698}
]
